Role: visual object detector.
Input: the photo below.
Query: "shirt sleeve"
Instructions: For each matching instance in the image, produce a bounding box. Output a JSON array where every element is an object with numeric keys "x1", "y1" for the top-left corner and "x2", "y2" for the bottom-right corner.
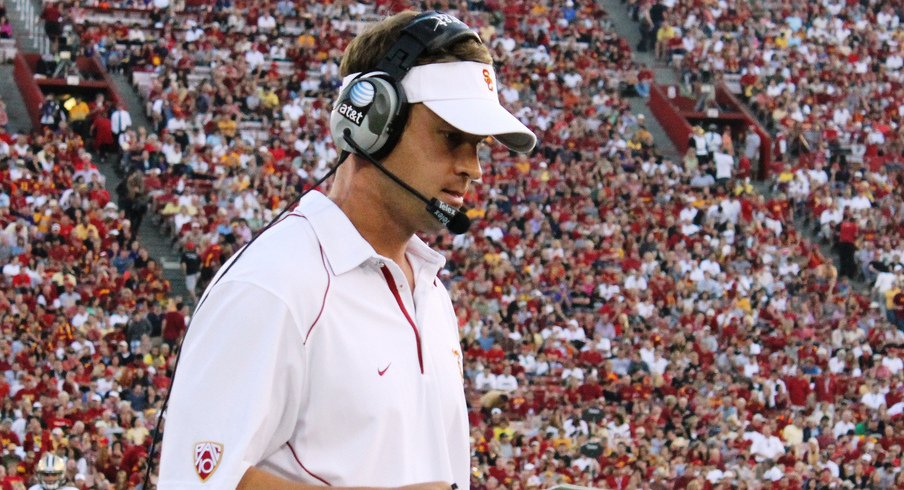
[{"x1": 158, "y1": 280, "x2": 305, "y2": 488}]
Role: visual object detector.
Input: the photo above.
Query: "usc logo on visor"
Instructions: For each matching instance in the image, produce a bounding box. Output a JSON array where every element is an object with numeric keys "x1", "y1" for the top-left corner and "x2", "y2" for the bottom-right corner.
[{"x1": 482, "y1": 68, "x2": 494, "y2": 92}]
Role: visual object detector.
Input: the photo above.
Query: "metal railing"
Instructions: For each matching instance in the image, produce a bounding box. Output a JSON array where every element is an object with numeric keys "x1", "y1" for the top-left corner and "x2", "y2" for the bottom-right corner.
[{"x1": 9, "y1": 0, "x2": 50, "y2": 54}]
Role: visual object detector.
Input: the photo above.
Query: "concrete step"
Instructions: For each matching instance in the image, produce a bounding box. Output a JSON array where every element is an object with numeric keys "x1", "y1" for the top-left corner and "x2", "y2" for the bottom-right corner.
[
  {"x1": 654, "y1": 66, "x2": 681, "y2": 86},
  {"x1": 601, "y1": 0, "x2": 641, "y2": 47},
  {"x1": 94, "y1": 153, "x2": 190, "y2": 303},
  {"x1": 6, "y1": 0, "x2": 49, "y2": 54},
  {"x1": 0, "y1": 65, "x2": 33, "y2": 134},
  {"x1": 627, "y1": 96, "x2": 679, "y2": 160},
  {"x1": 110, "y1": 73, "x2": 153, "y2": 130},
  {"x1": 102, "y1": 74, "x2": 189, "y2": 302}
]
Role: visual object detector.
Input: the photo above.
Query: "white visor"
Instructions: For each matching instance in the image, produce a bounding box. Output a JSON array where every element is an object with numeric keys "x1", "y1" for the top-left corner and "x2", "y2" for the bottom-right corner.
[{"x1": 341, "y1": 61, "x2": 537, "y2": 153}]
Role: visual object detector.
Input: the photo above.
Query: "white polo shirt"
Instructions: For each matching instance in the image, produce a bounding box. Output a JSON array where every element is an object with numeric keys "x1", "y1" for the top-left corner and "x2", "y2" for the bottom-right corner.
[{"x1": 159, "y1": 191, "x2": 470, "y2": 488}]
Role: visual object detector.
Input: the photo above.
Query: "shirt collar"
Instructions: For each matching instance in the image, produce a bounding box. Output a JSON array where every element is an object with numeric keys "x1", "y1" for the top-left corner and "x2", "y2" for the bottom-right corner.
[
  {"x1": 406, "y1": 231, "x2": 447, "y2": 279},
  {"x1": 297, "y1": 191, "x2": 446, "y2": 276}
]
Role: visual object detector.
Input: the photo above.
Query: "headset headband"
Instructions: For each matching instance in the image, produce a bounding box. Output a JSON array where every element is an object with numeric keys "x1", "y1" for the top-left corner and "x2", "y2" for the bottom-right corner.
[{"x1": 376, "y1": 11, "x2": 481, "y2": 81}]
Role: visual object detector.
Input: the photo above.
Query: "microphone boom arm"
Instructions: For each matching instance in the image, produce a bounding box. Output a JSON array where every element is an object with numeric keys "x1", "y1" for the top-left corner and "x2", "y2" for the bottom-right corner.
[{"x1": 342, "y1": 130, "x2": 471, "y2": 234}]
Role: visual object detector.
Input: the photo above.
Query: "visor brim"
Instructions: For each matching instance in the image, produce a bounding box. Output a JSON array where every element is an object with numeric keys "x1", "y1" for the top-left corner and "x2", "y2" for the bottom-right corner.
[{"x1": 423, "y1": 99, "x2": 537, "y2": 153}]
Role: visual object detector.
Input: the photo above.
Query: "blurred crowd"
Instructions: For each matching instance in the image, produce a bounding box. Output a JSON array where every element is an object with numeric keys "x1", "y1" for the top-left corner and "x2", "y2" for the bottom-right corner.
[
  {"x1": 0, "y1": 0, "x2": 901, "y2": 488},
  {"x1": 637, "y1": 0, "x2": 904, "y2": 165},
  {"x1": 0, "y1": 101, "x2": 174, "y2": 489}
]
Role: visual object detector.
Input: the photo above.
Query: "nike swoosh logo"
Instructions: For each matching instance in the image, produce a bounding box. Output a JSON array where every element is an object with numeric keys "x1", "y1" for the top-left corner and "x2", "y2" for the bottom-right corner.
[{"x1": 378, "y1": 363, "x2": 391, "y2": 376}]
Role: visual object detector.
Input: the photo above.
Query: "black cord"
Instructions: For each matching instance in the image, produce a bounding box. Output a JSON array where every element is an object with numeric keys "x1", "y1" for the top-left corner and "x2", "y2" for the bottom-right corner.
[{"x1": 142, "y1": 152, "x2": 349, "y2": 488}]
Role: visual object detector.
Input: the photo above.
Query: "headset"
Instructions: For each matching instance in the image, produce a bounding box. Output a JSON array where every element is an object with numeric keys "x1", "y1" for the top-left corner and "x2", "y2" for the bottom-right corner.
[
  {"x1": 144, "y1": 11, "x2": 479, "y2": 486},
  {"x1": 329, "y1": 11, "x2": 481, "y2": 160}
]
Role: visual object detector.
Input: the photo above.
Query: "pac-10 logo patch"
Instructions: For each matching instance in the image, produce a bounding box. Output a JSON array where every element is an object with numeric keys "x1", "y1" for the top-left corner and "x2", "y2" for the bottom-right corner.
[
  {"x1": 193, "y1": 441, "x2": 224, "y2": 482},
  {"x1": 338, "y1": 80, "x2": 375, "y2": 126}
]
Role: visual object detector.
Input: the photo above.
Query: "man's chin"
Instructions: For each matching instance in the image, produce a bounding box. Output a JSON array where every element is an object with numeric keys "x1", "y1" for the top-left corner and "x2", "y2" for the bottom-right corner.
[{"x1": 417, "y1": 214, "x2": 447, "y2": 235}]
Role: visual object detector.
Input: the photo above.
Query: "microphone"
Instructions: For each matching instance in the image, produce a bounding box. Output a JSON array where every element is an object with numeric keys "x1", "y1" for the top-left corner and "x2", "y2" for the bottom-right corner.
[
  {"x1": 426, "y1": 196, "x2": 471, "y2": 235},
  {"x1": 342, "y1": 130, "x2": 472, "y2": 234}
]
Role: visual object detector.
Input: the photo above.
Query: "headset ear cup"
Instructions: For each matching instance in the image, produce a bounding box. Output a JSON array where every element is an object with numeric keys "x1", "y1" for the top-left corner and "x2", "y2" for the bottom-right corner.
[
  {"x1": 368, "y1": 75, "x2": 407, "y2": 159},
  {"x1": 371, "y1": 77, "x2": 410, "y2": 159},
  {"x1": 368, "y1": 90, "x2": 392, "y2": 134},
  {"x1": 329, "y1": 78, "x2": 360, "y2": 154},
  {"x1": 330, "y1": 74, "x2": 405, "y2": 158}
]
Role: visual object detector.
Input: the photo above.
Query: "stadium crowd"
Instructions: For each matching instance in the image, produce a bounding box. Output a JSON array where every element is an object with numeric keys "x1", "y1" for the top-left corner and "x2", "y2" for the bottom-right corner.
[
  {"x1": 639, "y1": 0, "x2": 903, "y2": 161},
  {"x1": 639, "y1": 0, "x2": 904, "y2": 280},
  {"x1": 0, "y1": 98, "x2": 175, "y2": 489},
  {"x1": 0, "y1": 0, "x2": 901, "y2": 488}
]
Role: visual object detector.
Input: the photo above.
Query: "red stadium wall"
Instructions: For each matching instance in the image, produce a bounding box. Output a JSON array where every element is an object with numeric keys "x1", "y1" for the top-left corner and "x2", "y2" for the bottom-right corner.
[
  {"x1": 13, "y1": 53, "x2": 44, "y2": 129},
  {"x1": 648, "y1": 82, "x2": 774, "y2": 179},
  {"x1": 648, "y1": 83, "x2": 693, "y2": 156},
  {"x1": 714, "y1": 85, "x2": 772, "y2": 180},
  {"x1": 14, "y1": 53, "x2": 124, "y2": 128},
  {"x1": 83, "y1": 55, "x2": 124, "y2": 107}
]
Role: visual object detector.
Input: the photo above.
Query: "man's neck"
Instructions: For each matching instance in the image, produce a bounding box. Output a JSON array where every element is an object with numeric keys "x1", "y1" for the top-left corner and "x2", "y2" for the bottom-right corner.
[
  {"x1": 327, "y1": 189, "x2": 410, "y2": 266},
  {"x1": 332, "y1": 193, "x2": 418, "y2": 291}
]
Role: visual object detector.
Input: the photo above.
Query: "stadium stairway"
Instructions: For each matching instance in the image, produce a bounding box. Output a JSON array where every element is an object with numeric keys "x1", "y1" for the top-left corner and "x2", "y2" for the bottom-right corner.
[
  {"x1": 600, "y1": 0, "x2": 680, "y2": 161},
  {"x1": 0, "y1": 62, "x2": 189, "y2": 303},
  {"x1": 599, "y1": 0, "x2": 681, "y2": 87},
  {"x1": 0, "y1": 64, "x2": 33, "y2": 134},
  {"x1": 5, "y1": 0, "x2": 49, "y2": 54},
  {"x1": 93, "y1": 153, "x2": 191, "y2": 304},
  {"x1": 102, "y1": 73, "x2": 191, "y2": 303},
  {"x1": 2, "y1": 0, "x2": 44, "y2": 134}
]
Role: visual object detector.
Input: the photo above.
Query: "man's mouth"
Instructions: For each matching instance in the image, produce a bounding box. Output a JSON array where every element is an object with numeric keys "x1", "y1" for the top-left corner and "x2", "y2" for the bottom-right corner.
[{"x1": 440, "y1": 189, "x2": 465, "y2": 207}]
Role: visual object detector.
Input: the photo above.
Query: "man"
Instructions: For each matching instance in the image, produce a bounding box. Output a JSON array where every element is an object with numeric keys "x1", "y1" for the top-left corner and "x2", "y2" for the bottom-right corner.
[
  {"x1": 28, "y1": 453, "x2": 77, "y2": 490},
  {"x1": 746, "y1": 423, "x2": 785, "y2": 462},
  {"x1": 689, "y1": 126, "x2": 708, "y2": 164},
  {"x1": 89, "y1": 108, "x2": 114, "y2": 157},
  {"x1": 110, "y1": 103, "x2": 132, "y2": 142},
  {"x1": 703, "y1": 123, "x2": 722, "y2": 160},
  {"x1": 161, "y1": 302, "x2": 188, "y2": 349},
  {"x1": 39, "y1": 1, "x2": 62, "y2": 52},
  {"x1": 125, "y1": 310, "x2": 152, "y2": 353},
  {"x1": 39, "y1": 95, "x2": 63, "y2": 130},
  {"x1": 179, "y1": 242, "x2": 201, "y2": 303},
  {"x1": 837, "y1": 210, "x2": 858, "y2": 279},
  {"x1": 159, "y1": 11, "x2": 535, "y2": 489},
  {"x1": 743, "y1": 126, "x2": 761, "y2": 163}
]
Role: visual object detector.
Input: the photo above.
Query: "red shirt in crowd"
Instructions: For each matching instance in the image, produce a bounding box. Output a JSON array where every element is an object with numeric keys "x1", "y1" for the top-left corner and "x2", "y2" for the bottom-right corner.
[
  {"x1": 838, "y1": 220, "x2": 858, "y2": 244},
  {"x1": 813, "y1": 374, "x2": 839, "y2": 404},
  {"x1": 161, "y1": 310, "x2": 186, "y2": 344},
  {"x1": 92, "y1": 116, "x2": 115, "y2": 149}
]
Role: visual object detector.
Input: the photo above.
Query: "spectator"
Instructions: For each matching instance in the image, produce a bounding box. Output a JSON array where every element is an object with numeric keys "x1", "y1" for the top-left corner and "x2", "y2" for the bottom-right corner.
[
  {"x1": 179, "y1": 242, "x2": 200, "y2": 302},
  {"x1": 125, "y1": 311, "x2": 152, "y2": 353},
  {"x1": 837, "y1": 210, "x2": 859, "y2": 279},
  {"x1": 109, "y1": 103, "x2": 131, "y2": 143}
]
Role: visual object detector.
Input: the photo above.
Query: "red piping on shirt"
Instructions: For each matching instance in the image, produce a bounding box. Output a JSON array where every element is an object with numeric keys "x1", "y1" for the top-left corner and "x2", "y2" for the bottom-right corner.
[
  {"x1": 380, "y1": 265, "x2": 424, "y2": 374},
  {"x1": 275, "y1": 212, "x2": 330, "y2": 345},
  {"x1": 304, "y1": 243, "x2": 331, "y2": 344},
  {"x1": 286, "y1": 441, "x2": 331, "y2": 486}
]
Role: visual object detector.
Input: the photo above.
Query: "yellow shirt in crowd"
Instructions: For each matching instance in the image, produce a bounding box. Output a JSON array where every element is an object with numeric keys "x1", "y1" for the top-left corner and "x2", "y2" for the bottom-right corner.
[{"x1": 69, "y1": 101, "x2": 91, "y2": 121}]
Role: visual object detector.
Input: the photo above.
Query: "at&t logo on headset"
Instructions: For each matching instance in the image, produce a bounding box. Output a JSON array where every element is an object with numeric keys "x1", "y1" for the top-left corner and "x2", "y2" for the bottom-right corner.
[{"x1": 338, "y1": 80, "x2": 375, "y2": 126}]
